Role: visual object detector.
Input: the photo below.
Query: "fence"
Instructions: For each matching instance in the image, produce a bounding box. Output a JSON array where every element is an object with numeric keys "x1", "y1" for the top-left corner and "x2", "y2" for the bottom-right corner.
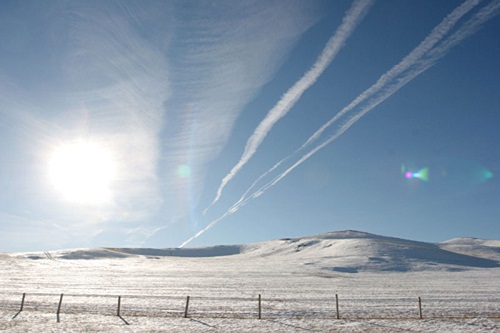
[{"x1": 2, "y1": 292, "x2": 499, "y2": 324}]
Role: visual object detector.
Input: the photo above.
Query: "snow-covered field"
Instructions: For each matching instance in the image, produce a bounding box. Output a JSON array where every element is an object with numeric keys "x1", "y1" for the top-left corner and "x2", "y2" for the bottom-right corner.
[{"x1": 1, "y1": 231, "x2": 499, "y2": 332}]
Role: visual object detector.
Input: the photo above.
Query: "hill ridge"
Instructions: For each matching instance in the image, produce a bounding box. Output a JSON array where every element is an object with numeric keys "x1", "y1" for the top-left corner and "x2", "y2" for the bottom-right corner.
[{"x1": 12, "y1": 230, "x2": 500, "y2": 273}]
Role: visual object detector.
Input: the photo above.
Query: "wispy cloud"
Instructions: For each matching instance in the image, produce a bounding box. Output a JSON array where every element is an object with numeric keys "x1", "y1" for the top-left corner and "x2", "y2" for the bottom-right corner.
[
  {"x1": 206, "y1": 0, "x2": 374, "y2": 211},
  {"x1": 0, "y1": 1, "x2": 325, "y2": 250},
  {"x1": 52, "y1": 1, "x2": 171, "y2": 222},
  {"x1": 0, "y1": 212, "x2": 69, "y2": 251},
  {"x1": 181, "y1": 0, "x2": 500, "y2": 247},
  {"x1": 0, "y1": 1, "x2": 172, "y2": 249},
  {"x1": 150, "y1": 1, "x2": 324, "y2": 234}
]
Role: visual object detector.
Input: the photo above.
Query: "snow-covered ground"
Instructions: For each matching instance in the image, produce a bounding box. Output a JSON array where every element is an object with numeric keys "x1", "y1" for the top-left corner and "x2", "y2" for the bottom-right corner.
[{"x1": 1, "y1": 231, "x2": 499, "y2": 332}]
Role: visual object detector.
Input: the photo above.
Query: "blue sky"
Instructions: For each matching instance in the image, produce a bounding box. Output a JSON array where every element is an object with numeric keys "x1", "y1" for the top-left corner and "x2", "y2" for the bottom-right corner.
[{"x1": 0, "y1": 0, "x2": 499, "y2": 252}]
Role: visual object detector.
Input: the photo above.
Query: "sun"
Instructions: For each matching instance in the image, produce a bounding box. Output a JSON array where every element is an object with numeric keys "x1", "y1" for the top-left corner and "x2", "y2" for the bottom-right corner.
[{"x1": 48, "y1": 140, "x2": 116, "y2": 204}]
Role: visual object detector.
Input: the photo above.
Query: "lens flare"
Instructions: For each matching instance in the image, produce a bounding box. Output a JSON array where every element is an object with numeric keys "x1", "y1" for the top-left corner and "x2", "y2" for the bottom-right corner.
[
  {"x1": 413, "y1": 167, "x2": 429, "y2": 181},
  {"x1": 177, "y1": 165, "x2": 191, "y2": 178},
  {"x1": 479, "y1": 168, "x2": 493, "y2": 183},
  {"x1": 402, "y1": 165, "x2": 429, "y2": 182}
]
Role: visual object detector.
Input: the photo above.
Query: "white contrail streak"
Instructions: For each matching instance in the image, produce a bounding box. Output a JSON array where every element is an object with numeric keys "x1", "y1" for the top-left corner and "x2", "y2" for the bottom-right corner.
[
  {"x1": 181, "y1": 0, "x2": 499, "y2": 248},
  {"x1": 302, "y1": 0, "x2": 483, "y2": 149},
  {"x1": 206, "y1": 0, "x2": 374, "y2": 212},
  {"x1": 179, "y1": 213, "x2": 228, "y2": 248},
  {"x1": 223, "y1": 0, "x2": 484, "y2": 211},
  {"x1": 243, "y1": 0, "x2": 500, "y2": 207}
]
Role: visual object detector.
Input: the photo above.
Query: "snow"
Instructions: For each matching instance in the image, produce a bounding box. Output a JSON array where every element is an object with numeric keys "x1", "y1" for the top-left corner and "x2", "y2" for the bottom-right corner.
[
  {"x1": 1, "y1": 230, "x2": 499, "y2": 332},
  {"x1": 242, "y1": 230, "x2": 500, "y2": 272},
  {"x1": 439, "y1": 237, "x2": 500, "y2": 261}
]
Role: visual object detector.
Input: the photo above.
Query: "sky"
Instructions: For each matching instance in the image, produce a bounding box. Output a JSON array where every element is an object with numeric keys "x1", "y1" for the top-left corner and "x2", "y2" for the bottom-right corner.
[{"x1": 0, "y1": 0, "x2": 499, "y2": 252}]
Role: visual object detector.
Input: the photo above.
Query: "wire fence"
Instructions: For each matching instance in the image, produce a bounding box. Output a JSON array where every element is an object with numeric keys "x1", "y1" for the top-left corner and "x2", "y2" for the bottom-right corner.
[{"x1": 2, "y1": 292, "x2": 500, "y2": 324}]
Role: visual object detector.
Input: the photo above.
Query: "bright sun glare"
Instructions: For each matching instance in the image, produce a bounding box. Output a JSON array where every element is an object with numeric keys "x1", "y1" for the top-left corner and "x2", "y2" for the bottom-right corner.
[{"x1": 49, "y1": 140, "x2": 116, "y2": 204}]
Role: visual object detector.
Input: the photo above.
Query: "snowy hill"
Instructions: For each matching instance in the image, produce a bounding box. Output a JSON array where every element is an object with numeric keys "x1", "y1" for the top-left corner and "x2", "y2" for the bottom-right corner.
[
  {"x1": 3, "y1": 230, "x2": 500, "y2": 332},
  {"x1": 241, "y1": 230, "x2": 500, "y2": 272},
  {"x1": 439, "y1": 237, "x2": 500, "y2": 261},
  {"x1": 15, "y1": 230, "x2": 500, "y2": 273}
]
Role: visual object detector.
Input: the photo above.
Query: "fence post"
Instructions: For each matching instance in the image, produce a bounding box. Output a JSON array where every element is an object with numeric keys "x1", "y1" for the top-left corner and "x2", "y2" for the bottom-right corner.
[
  {"x1": 258, "y1": 294, "x2": 262, "y2": 319},
  {"x1": 184, "y1": 296, "x2": 190, "y2": 318},
  {"x1": 418, "y1": 297, "x2": 423, "y2": 319},
  {"x1": 56, "y1": 293, "x2": 64, "y2": 323},
  {"x1": 335, "y1": 294, "x2": 340, "y2": 319},
  {"x1": 116, "y1": 296, "x2": 130, "y2": 325},
  {"x1": 12, "y1": 293, "x2": 26, "y2": 319},
  {"x1": 117, "y1": 296, "x2": 122, "y2": 317},
  {"x1": 20, "y1": 293, "x2": 26, "y2": 312}
]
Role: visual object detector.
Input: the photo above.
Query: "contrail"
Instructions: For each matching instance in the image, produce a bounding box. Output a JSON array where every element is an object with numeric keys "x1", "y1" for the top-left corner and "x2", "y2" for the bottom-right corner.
[
  {"x1": 301, "y1": 0, "x2": 484, "y2": 149},
  {"x1": 240, "y1": 0, "x2": 500, "y2": 208},
  {"x1": 181, "y1": 0, "x2": 499, "y2": 247},
  {"x1": 222, "y1": 0, "x2": 484, "y2": 210},
  {"x1": 205, "y1": 0, "x2": 374, "y2": 212},
  {"x1": 179, "y1": 212, "x2": 229, "y2": 248}
]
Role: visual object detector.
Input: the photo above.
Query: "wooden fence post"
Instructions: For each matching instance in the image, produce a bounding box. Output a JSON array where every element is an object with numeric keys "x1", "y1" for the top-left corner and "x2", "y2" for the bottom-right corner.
[
  {"x1": 258, "y1": 294, "x2": 262, "y2": 319},
  {"x1": 335, "y1": 294, "x2": 340, "y2": 319},
  {"x1": 56, "y1": 293, "x2": 64, "y2": 323},
  {"x1": 12, "y1": 293, "x2": 26, "y2": 319},
  {"x1": 116, "y1": 296, "x2": 130, "y2": 325},
  {"x1": 20, "y1": 293, "x2": 26, "y2": 312},
  {"x1": 184, "y1": 296, "x2": 190, "y2": 318},
  {"x1": 418, "y1": 297, "x2": 423, "y2": 319},
  {"x1": 117, "y1": 296, "x2": 122, "y2": 317}
]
